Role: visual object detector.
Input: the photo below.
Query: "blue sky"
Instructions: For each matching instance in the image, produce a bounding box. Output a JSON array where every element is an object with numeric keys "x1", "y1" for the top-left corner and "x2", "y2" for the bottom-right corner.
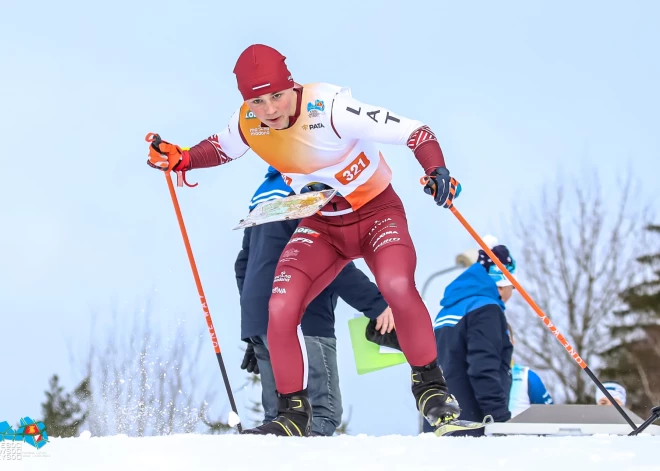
[{"x1": 1, "y1": 0, "x2": 658, "y2": 436}]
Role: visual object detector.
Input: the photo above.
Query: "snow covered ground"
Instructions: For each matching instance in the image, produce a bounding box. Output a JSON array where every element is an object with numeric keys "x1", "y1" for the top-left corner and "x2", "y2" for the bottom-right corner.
[{"x1": 3, "y1": 433, "x2": 658, "y2": 471}]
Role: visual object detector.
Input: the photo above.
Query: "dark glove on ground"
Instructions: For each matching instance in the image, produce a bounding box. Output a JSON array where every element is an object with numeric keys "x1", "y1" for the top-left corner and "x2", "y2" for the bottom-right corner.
[
  {"x1": 365, "y1": 319, "x2": 402, "y2": 351},
  {"x1": 240, "y1": 344, "x2": 260, "y2": 375}
]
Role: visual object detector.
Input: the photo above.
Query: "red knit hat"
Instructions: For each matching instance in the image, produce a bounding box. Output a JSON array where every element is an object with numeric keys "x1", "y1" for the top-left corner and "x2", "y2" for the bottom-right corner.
[{"x1": 233, "y1": 44, "x2": 294, "y2": 101}]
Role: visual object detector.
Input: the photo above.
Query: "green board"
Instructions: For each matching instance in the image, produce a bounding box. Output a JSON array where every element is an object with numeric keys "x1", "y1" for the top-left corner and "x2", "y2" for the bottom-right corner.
[{"x1": 348, "y1": 316, "x2": 407, "y2": 375}]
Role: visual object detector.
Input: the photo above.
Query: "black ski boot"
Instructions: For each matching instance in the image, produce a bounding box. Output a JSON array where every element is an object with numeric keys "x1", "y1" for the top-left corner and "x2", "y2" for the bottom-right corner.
[
  {"x1": 243, "y1": 390, "x2": 312, "y2": 437},
  {"x1": 411, "y1": 361, "x2": 461, "y2": 428}
]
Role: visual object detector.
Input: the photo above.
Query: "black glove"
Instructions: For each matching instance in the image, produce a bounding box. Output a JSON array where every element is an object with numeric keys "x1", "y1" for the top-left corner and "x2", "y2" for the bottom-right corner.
[
  {"x1": 422, "y1": 167, "x2": 461, "y2": 208},
  {"x1": 240, "y1": 344, "x2": 260, "y2": 375},
  {"x1": 365, "y1": 319, "x2": 402, "y2": 351}
]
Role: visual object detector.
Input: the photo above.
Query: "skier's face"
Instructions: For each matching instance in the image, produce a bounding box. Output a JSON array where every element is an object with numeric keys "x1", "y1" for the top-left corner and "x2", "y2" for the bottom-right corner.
[{"x1": 247, "y1": 88, "x2": 297, "y2": 130}]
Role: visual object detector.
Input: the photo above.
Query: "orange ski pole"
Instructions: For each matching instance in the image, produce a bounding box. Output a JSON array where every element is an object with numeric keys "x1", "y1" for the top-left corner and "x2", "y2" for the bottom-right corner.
[
  {"x1": 448, "y1": 204, "x2": 637, "y2": 431},
  {"x1": 146, "y1": 133, "x2": 243, "y2": 433}
]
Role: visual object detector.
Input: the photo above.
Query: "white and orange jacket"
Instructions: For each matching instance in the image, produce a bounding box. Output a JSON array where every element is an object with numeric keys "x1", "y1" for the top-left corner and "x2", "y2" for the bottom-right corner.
[{"x1": 178, "y1": 82, "x2": 446, "y2": 211}]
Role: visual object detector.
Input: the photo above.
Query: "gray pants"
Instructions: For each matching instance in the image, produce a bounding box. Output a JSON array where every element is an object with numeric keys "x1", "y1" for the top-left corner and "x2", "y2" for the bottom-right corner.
[{"x1": 250, "y1": 334, "x2": 342, "y2": 436}]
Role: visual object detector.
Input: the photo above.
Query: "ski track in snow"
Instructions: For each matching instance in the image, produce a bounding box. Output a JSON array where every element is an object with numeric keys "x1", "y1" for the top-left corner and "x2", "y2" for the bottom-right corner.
[{"x1": 3, "y1": 433, "x2": 658, "y2": 471}]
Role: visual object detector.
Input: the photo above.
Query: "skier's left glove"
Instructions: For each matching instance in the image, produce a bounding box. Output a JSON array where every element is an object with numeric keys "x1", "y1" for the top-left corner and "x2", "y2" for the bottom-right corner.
[
  {"x1": 365, "y1": 319, "x2": 402, "y2": 351},
  {"x1": 421, "y1": 167, "x2": 461, "y2": 208},
  {"x1": 240, "y1": 343, "x2": 260, "y2": 375}
]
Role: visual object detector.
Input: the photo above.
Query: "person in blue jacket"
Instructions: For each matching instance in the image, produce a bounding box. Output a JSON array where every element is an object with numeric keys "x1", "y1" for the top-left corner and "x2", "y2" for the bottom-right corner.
[
  {"x1": 508, "y1": 363, "x2": 554, "y2": 417},
  {"x1": 235, "y1": 166, "x2": 394, "y2": 436},
  {"x1": 423, "y1": 244, "x2": 516, "y2": 434},
  {"x1": 506, "y1": 324, "x2": 554, "y2": 417}
]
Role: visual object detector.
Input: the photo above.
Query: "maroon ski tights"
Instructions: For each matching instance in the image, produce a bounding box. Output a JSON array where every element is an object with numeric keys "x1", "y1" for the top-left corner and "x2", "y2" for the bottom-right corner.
[{"x1": 268, "y1": 185, "x2": 438, "y2": 394}]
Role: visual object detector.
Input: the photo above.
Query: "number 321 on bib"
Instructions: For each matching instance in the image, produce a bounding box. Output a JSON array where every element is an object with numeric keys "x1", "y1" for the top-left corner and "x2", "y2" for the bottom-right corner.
[{"x1": 335, "y1": 153, "x2": 371, "y2": 185}]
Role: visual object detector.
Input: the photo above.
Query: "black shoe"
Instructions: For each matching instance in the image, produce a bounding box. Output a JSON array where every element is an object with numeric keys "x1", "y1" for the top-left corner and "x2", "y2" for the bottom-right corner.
[
  {"x1": 243, "y1": 390, "x2": 312, "y2": 437},
  {"x1": 411, "y1": 361, "x2": 461, "y2": 428}
]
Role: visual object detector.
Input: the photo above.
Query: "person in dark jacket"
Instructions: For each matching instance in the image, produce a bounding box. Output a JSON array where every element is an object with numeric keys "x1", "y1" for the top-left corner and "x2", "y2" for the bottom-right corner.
[
  {"x1": 235, "y1": 166, "x2": 394, "y2": 436},
  {"x1": 422, "y1": 244, "x2": 516, "y2": 434}
]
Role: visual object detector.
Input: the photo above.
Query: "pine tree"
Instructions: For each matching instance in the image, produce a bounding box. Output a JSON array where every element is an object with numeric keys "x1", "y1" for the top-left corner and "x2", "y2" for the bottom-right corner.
[
  {"x1": 601, "y1": 224, "x2": 660, "y2": 416},
  {"x1": 41, "y1": 374, "x2": 90, "y2": 438}
]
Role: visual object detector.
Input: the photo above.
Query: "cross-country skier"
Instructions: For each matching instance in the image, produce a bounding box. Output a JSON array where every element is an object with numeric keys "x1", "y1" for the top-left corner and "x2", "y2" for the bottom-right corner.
[{"x1": 147, "y1": 43, "x2": 463, "y2": 436}]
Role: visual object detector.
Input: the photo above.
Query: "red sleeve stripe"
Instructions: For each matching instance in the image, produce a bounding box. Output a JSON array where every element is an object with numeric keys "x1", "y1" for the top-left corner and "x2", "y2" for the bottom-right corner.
[
  {"x1": 206, "y1": 134, "x2": 233, "y2": 164},
  {"x1": 407, "y1": 125, "x2": 437, "y2": 151},
  {"x1": 407, "y1": 125, "x2": 446, "y2": 172}
]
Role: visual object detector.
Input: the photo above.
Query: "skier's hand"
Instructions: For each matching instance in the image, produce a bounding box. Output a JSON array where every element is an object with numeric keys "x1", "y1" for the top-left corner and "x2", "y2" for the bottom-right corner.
[
  {"x1": 240, "y1": 343, "x2": 260, "y2": 375},
  {"x1": 374, "y1": 307, "x2": 395, "y2": 334},
  {"x1": 421, "y1": 167, "x2": 461, "y2": 208},
  {"x1": 365, "y1": 317, "x2": 402, "y2": 351},
  {"x1": 145, "y1": 132, "x2": 184, "y2": 172}
]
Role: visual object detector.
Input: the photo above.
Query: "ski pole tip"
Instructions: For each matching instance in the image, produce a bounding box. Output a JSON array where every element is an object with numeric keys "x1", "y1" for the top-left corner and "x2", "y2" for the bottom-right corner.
[{"x1": 228, "y1": 411, "x2": 241, "y2": 427}]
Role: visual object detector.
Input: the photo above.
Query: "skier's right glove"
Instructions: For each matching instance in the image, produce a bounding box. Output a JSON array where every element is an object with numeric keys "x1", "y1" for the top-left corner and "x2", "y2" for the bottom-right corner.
[
  {"x1": 365, "y1": 319, "x2": 402, "y2": 351},
  {"x1": 240, "y1": 344, "x2": 260, "y2": 375},
  {"x1": 421, "y1": 167, "x2": 461, "y2": 209},
  {"x1": 146, "y1": 133, "x2": 185, "y2": 172}
]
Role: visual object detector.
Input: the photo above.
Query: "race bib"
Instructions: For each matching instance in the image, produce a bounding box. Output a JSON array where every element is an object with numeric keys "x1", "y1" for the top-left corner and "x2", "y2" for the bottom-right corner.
[{"x1": 335, "y1": 152, "x2": 371, "y2": 185}]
